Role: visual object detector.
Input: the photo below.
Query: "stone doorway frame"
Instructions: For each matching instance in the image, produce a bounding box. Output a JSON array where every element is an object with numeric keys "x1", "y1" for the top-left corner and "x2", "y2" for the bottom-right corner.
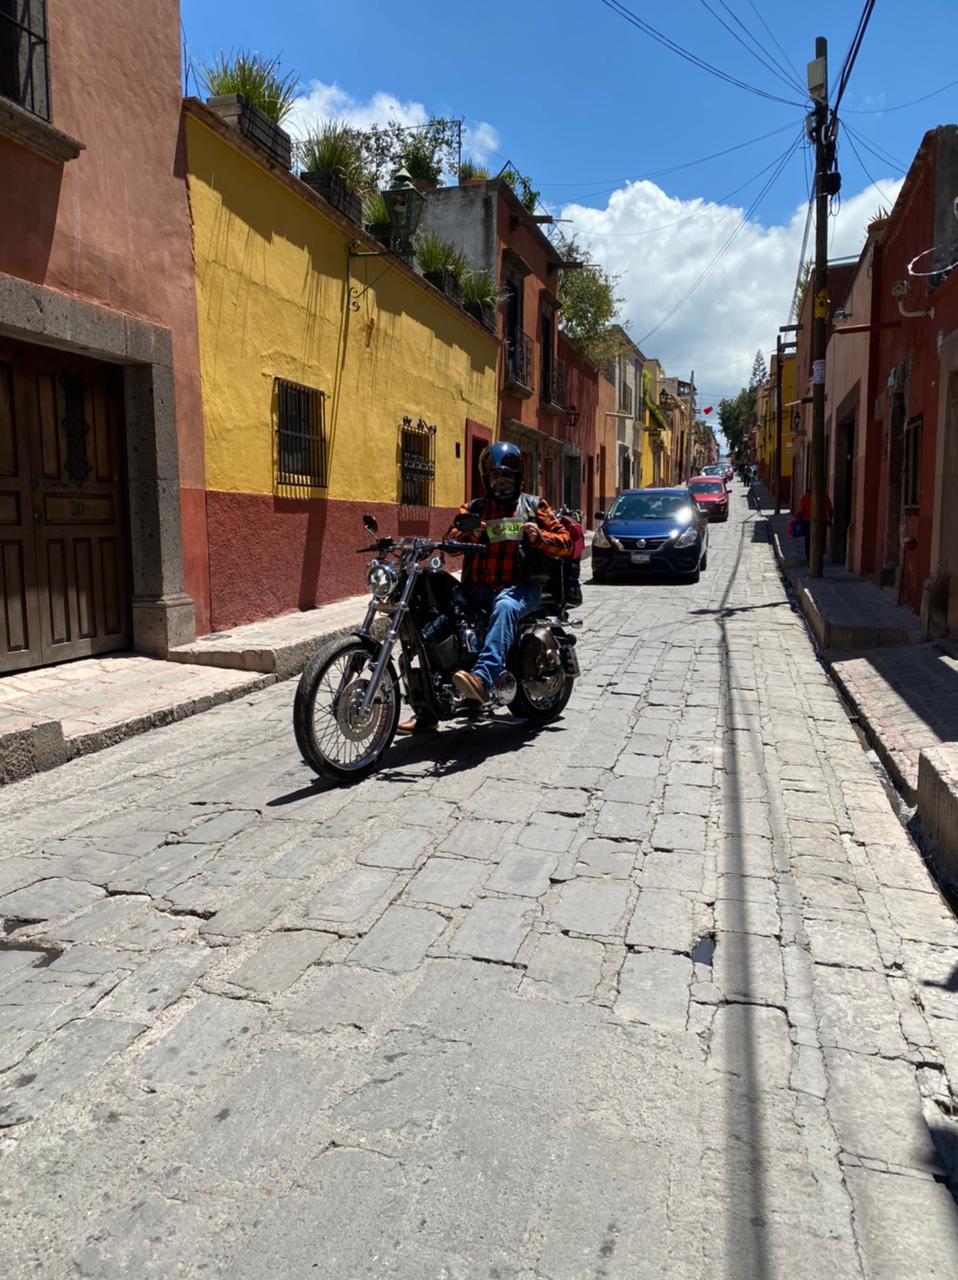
[{"x1": 0, "y1": 271, "x2": 196, "y2": 657}]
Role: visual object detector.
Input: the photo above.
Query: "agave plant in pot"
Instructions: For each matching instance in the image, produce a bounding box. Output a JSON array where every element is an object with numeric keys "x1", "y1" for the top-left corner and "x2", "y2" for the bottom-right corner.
[
  {"x1": 299, "y1": 122, "x2": 366, "y2": 224},
  {"x1": 362, "y1": 191, "x2": 392, "y2": 249},
  {"x1": 203, "y1": 50, "x2": 298, "y2": 170},
  {"x1": 415, "y1": 233, "x2": 469, "y2": 303},
  {"x1": 460, "y1": 269, "x2": 504, "y2": 329}
]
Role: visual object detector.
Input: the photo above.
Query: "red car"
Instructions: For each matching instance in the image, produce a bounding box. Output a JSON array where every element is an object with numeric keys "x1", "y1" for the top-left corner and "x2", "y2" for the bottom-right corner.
[{"x1": 688, "y1": 476, "x2": 729, "y2": 522}]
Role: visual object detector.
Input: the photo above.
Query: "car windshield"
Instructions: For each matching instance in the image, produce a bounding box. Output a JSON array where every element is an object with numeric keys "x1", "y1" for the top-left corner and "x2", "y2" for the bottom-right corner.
[
  {"x1": 689, "y1": 481, "x2": 725, "y2": 495},
  {"x1": 703, "y1": 466, "x2": 723, "y2": 475},
  {"x1": 608, "y1": 493, "x2": 693, "y2": 521}
]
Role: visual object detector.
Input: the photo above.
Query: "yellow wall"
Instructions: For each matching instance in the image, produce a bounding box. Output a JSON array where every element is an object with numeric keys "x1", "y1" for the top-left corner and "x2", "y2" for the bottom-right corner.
[
  {"x1": 185, "y1": 114, "x2": 499, "y2": 506},
  {"x1": 756, "y1": 356, "x2": 797, "y2": 478}
]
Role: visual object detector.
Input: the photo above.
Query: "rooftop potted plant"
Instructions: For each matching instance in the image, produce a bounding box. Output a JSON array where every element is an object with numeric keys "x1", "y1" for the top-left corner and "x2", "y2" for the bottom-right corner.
[
  {"x1": 415, "y1": 232, "x2": 469, "y2": 302},
  {"x1": 299, "y1": 122, "x2": 366, "y2": 224},
  {"x1": 202, "y1": 50, "x2": 298, "y2": 170},
  {"x1": 402, "y1": 132, "x2": 444, "y2": 190},
  {"x1": 363, "y1": 191, "x2": 392, "y2": 248},
  {"x1": 460, "y1": 269, "x2": 503, "y2": 328},
  {"x1": 458, "y1": 160, "x2": 489, "y2": 185}
]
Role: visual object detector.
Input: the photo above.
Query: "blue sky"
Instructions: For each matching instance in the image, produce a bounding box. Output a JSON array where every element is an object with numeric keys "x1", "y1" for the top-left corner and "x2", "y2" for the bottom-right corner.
[{"x1": 180, "y1": 0, "x2": 958, "y2": 414}]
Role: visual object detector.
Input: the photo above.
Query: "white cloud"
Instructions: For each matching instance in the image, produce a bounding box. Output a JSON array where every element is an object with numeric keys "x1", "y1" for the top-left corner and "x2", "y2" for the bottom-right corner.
[
  {"x1": 286, "y1": 78, "x2": 499, "y2": 169},
  {"x1": 559, "y1": 174, "x2": 905, "y2": 419}
]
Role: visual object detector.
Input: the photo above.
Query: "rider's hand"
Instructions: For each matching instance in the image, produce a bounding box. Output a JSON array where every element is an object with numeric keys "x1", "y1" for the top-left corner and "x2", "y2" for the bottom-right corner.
[{"x1": 522, "y1": 522, "x2": 541, "y2": 544}]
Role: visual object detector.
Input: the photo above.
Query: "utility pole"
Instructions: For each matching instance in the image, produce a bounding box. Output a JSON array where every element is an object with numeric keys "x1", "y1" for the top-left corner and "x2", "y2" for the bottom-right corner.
[{"x1": 809, "y1": 36, "x2": 829, "y2": 577}]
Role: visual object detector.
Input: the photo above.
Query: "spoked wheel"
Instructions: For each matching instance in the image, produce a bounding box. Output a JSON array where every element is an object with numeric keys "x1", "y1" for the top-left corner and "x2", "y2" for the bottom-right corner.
[
  {"x1": 293, "y1": 635, "x2": 399, "y2": 783},
  {"x1": 511, "y1": 668, "x2": 574, "y2": 725}
]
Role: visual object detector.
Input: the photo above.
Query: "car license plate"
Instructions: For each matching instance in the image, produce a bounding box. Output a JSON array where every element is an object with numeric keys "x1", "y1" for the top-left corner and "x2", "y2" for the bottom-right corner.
[{"x1": 631, "y1": 552, "x2": 651, "y2": 564}]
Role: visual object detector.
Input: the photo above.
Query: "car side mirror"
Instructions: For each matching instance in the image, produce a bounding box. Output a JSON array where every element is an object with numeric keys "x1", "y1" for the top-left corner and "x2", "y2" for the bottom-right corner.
[
  {"x1": 454, "y1": 512, "x2": 481, "y2": 533},
  {"x1": 362, "y1": 515, "x2": 379, "y2": 535},
  {"x1": 594, "y1": 510, "x2": 606, "y2": 521}
]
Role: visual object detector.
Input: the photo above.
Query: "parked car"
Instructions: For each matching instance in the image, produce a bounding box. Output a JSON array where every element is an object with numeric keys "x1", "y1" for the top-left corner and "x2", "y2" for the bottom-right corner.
[
  {"x1": 724, "y1": 464, "x2": 734, "y2": 483},
  {"x1": 591, "y1": 488, "x2": 708, "y2": 583},
  {"x1": 688, "y1": 476, "x2": 729, "y2": 522},
  {"x1": 701, "y1": 464, "x2": 726, "y2": 480}
]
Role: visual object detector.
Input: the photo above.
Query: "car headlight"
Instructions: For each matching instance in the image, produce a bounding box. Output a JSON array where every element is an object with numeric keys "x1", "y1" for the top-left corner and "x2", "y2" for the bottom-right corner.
[
  {"x1": 674, "y1": 527, "x2": 699, "y2": 548},
  {"x1": 367, "y1": 562, "x2": 397, "y2": 600},
  {"x1": 593, "y1": 528, "x2": 622, "y2": 551}
]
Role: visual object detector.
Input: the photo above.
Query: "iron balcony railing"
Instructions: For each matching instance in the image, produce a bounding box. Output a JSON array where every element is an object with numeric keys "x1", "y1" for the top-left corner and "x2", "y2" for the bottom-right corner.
[
  {"x1": 540, "y1": 360, "x2": 566, "y2": 408},
  {"x1": 505, "y1": 332, "x2": 533, "y2": 391}
]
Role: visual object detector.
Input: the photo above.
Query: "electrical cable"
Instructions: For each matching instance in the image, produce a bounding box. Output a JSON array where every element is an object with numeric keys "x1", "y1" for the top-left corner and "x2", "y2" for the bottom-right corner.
[
  {"x1": 744, "y1": 0, "x2": 804, "y2": 87},
  {"x1": 833, "y1": 0, "x2": 878, "y2": 115},
  {"x1": 535, "y1": 121, "x2": 797, "y2": 190},
  {"x1": 844, "y1": 75, "x2": 958, "y2": 114},
  {"x1": 598, "y1": 0, "x2": 806, "y2": 108},
  {"x1": 695, "y1": 0, "x2": 806, "y2": 96},
  {"x1": 637, "y1": 129, "x2": 804, "y2": 346},
  {"x1": 842, "y1": 126, "x2": 899, "y2": 207},
  {"x1": 788, "y1": 193, "x2": 814, "y2": 322},
  {"x1": 842, "y1": 121, "x2": 908, "y2": 174},
  {"x1": 565, "y1": 139, "x2": 808, "y2": 238}
]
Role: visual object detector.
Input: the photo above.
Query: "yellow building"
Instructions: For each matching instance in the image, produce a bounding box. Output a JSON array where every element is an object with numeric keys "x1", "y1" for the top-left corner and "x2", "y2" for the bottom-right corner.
[
  {"x1": 641, "y1": 360, "x2": 671, "y2": 485},
  {"x1": 184, "y1": 100, "x2": 499, "y2": 629},
  {"x1": 755, "y1": 353, "x2": 797, "y2": 504}
]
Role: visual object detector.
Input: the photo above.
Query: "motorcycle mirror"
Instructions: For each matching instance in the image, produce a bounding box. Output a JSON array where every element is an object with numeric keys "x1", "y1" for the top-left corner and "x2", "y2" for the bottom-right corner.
[
  {"x1": 454, "y1": 513, "x2": 482, "y2": 533},
  {"x1": 594, "y1": 510, "x2": 606, "y2": 521},
  {"x1": 362, "y1": 514, "x2": 379, "y2": 535}
]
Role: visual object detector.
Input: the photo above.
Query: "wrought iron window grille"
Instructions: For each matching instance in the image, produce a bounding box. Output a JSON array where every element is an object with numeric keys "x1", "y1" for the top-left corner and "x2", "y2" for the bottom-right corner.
[
  {"x1": 275, "y1": 378, "x2": 327, "y2": 491},
  {"x1": 0, "y1": 0, "x2": 50, "y2": 120},
  {"x1": 506, "y1": 332, "x2": 533, "y2": 390},
  {"x1": 399, "y1": 416, "x2": 437, "y2": 507}
]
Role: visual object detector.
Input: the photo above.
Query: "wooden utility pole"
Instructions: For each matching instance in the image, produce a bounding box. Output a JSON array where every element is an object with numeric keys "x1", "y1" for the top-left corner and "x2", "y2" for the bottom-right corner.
[{"x1": 809, "y1": 36, "x2": 829, "y2": 576}]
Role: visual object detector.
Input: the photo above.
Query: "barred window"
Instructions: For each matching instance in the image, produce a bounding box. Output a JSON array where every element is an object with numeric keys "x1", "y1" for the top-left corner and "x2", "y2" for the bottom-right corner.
[
  {"x1": 0, "y1": 0, "x2": 49, "y2": 120},
  {"x1": 275, "y1": 378, "x2": 327, "y2": 489},
  {"x1": 399, "y1": 417, "x2": 436, "y2": 507}
]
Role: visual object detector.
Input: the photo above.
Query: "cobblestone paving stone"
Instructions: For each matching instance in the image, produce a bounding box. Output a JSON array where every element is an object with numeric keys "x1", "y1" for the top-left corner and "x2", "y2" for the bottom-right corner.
[{"x1": 2, "y1": 487, "x2": 958, "y2": 1276}]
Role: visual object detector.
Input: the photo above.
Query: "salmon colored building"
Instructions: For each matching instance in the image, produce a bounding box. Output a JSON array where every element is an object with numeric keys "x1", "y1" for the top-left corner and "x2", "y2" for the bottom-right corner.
[
  {"x1": 557, "y1": 332, "x2": 599, "y2": 525},
  {"x1": 184, "y1": 102, "x2": 499, "y2": 631},
  {"x1": 0, "y1": 0, "x2": 206, "y2": 672}
]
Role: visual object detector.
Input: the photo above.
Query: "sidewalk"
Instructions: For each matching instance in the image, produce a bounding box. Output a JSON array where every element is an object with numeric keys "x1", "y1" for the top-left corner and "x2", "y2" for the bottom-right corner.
[
  {"x1": 752, "y1": 479, "x2": 958, "y2": 885},
  {"x1": 0, "y1": 534, "x2": 595, "y2": 784}
]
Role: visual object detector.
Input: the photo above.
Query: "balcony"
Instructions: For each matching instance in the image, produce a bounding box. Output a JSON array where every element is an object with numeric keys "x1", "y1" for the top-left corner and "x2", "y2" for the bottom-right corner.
[
  {"x1": 504, "y1": 332, "x2": 534, "y2": 397},
  {"x1": 539, "y1": 361, "x2": 566, "y2": 415}
]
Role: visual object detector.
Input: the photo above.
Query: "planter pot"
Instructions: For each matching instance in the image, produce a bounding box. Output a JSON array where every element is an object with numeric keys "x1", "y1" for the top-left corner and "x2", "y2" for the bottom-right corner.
[
  {"x1": 424, "y1": 268, "x2": 461, "y2": 302},
  {"x1": 206, "y1": 94, "x2": 292, "y2": 170},
  {"x1": 300, "y1": 171, "x2": 362, "y2": 225},
  {"x1": 367, "y1": 222, "x2": 392, "y2": 249},
  {"x1": 464, "y1": 301, "x2": 495, "y2": 329}
]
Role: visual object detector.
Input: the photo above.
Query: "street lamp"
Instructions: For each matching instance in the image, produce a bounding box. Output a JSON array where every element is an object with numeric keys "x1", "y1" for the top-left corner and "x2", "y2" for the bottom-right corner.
[{"x1": 347, "y1": 166, "x2": 427, "y2": 309}]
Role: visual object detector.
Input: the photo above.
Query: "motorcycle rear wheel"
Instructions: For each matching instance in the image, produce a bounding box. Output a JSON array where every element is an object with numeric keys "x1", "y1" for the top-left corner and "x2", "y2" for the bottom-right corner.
[
  {"x1": 293, "y1": 634, "x2": 399, "y2": 783},
  {"x1": 511, "y1": 671, "x2": 574, "y2": 725}
]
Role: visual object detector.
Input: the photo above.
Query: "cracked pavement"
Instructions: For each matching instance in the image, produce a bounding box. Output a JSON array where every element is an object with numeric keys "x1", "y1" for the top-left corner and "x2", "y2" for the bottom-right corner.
[{"x1": 2, "y1": 489, "x2": 958, "y2": 1277}]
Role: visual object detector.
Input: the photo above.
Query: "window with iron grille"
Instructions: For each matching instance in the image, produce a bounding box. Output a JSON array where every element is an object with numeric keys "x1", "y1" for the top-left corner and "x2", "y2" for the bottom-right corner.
[
  {"x1": 275, "y1": 378, "x2": 327, "y2": 488},
  {"x1": 903, "y1": 414, "x2": 922, "y2": 512},
  {"x1": 0, "y1": 0, "x2": 49, "y2": 119},
  {"x1": 400, "y1": 417, "x2": 436, "y2": 507}
]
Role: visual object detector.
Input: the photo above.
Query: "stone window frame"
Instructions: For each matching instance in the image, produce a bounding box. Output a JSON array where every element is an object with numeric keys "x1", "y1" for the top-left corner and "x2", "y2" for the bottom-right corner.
[{"x1": 0, "y1": 1, "x2": 84, "y2": 164}]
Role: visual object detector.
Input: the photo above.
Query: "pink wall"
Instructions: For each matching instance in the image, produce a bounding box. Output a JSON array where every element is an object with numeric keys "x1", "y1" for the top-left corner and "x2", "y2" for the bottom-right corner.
[{"x1": 0, "y1": 0, "x2": 209, "y2": 630}]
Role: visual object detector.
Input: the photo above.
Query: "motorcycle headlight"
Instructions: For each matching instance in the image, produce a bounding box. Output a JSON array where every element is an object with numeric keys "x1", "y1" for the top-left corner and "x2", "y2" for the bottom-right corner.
[
  {"x1": 674, "y1": 527, "x2": 699, "y2": 548},
  {"x1": 367, "y1": 562, "x2": 397, "y2": 600},
  {"x1": 593, "y1": 528, "x2": 622, "y2": 551}
]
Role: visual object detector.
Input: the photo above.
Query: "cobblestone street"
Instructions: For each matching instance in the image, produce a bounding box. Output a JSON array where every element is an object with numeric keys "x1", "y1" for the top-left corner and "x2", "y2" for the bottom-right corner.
[{"x1": 2, "y1": 487, "x2": 958, "y2": 1278}]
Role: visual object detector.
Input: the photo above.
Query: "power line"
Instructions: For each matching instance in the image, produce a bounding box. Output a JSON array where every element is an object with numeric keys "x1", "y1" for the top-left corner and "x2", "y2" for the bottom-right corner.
[
  {"x1": 788, "y1": 191, "x2": 814, "y2": 322},
  {"x1": 842, "y1": 121, "x2": 908, "y2": 174},
  {"x1": 696, "y1": 0, "x2": 805, "y2": 95},
  {"x1": 844, "y1": 75, "x2": 958, "y2": 114},
  {"x1": 842, "y1": 126, "x2": 898, "y2": 207},
  {"x1": 833, "y1": 0, "x2": 878, "y2": 115},
  {"x1": 744, "y1": 0, "x2": 804, "y2": 87},
  {"x1": 637, "y1": 129, "x2": 804, "y2": 346},
  {"x1": 536, "y1": 121, "x2": 797, "y2": 190},
  {"x1": 598, "y1": 0, "x2": 806, "y2": 108},
  {"x1": 567, "y1": 140, "x2": 807, "y2": 238}
]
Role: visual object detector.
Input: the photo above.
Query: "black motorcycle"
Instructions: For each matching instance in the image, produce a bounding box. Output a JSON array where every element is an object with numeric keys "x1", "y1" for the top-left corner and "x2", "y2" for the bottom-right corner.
[{"x1": 293, "y1": 513, "x2": 581, "y2": 783}]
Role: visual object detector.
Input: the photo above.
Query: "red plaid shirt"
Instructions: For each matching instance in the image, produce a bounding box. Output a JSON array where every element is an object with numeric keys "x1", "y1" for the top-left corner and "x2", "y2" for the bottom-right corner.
[{"x1": 452, "y1": 492, "x2": 572, "y2": 591}]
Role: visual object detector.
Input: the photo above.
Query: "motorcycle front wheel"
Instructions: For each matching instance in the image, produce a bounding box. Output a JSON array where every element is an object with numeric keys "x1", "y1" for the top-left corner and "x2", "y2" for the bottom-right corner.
[{"x1": 293, "y1": 635, "x2": 400, "y2": 783}]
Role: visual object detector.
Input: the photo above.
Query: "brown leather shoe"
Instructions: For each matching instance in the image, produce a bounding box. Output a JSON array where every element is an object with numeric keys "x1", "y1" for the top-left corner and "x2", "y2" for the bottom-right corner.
[
  {"x1": 396, "y1": 715, "x2": 438, "y2": 735},
  {"x1": 452, "y1": 670, "x2": 488, "y2": 703}
]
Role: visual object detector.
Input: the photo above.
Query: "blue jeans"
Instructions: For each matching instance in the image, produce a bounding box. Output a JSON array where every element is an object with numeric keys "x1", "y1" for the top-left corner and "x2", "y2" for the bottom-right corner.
[{"x1": 469, "y1": 584, "x2": 541, "y2": 690}]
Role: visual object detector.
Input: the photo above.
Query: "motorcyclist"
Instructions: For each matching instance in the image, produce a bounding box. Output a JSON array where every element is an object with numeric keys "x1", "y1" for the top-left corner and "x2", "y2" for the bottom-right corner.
[{"x1": 396, "y1": 441, "x2": 573, "y2": 734}]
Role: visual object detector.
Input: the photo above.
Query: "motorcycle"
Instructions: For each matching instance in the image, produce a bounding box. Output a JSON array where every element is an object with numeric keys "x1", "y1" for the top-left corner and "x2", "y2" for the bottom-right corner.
[{"x1": 293, "y1": 512, "x2": 581, "y2": 783}]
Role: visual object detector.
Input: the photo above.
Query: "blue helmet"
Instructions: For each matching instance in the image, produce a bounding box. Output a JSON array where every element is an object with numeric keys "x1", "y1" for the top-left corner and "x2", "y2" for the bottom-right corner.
[{"x1": 479, "y1": 440, "x2": 523, "y2": 501}]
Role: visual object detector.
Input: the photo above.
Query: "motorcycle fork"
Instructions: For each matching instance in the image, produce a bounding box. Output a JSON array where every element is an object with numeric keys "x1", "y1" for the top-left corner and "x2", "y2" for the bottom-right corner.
[{"x1": 358, "y1": 562, "x2": 420, "y2": 717}]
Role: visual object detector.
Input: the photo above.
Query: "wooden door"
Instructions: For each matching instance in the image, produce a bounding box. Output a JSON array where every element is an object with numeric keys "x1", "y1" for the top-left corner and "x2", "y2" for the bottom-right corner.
[{"x1": 0, "y1": 339, "x2": 130, "y2": 672}]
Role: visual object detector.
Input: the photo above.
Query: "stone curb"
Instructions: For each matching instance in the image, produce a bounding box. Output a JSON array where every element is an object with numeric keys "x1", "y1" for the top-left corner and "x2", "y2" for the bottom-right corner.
[
  {"x1": 0, "y1": 673, "x2": 274, "y2": 787},
  {"x1": 916, "y1": 745, "x2": 958, "y2": 890}
]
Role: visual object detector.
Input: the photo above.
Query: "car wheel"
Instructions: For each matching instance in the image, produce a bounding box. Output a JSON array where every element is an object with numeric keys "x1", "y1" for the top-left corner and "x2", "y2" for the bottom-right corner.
[
  {"x1": 684, "y1": 565, "x2": 701, "y2": 584},
  {"x1": 700, "y1": 550, "x2": 708, "y2": 571},
  {"x1": 590, "y1": 570, "x2": 607, "y2": 584}
]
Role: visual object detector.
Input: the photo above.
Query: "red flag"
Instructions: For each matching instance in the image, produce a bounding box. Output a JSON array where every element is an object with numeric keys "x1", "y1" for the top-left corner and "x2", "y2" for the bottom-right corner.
[{"x1": 703, "y1": 405, "x2": 713, "y2": 414}]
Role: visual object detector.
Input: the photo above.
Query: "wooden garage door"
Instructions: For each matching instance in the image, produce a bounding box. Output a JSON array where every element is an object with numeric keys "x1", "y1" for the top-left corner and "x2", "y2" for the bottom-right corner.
[{"x1": 0, "y1": 338, "x2": 130, "y2": 672}]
